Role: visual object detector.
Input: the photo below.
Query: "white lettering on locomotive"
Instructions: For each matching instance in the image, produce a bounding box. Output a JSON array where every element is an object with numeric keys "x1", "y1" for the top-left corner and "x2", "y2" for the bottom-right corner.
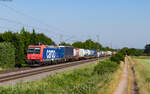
[{"x1": 46, "y1": 50, "x2": 56, "y2": 59}]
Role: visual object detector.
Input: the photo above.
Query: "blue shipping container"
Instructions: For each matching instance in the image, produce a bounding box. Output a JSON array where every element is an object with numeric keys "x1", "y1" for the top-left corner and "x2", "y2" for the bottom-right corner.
[
  {"x1": 59, "y1": 46, "x2": 73, "y2": 58},
  {"x1": 43, "y1": 48, "x2": 60, "y2": 61},
  {"x1": 90, "y1": 49, "x2": 97, "y2": 56}
]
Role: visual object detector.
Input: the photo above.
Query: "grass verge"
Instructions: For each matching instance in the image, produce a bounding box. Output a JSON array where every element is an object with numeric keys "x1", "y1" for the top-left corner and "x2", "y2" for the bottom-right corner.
[
  {"x1": 97, "y1": 61, "x2": 124, "y2": 94},
  {"x1": 132, "y1": 56, "x2": 150, "y2": 94},
  {"x1": 0, "y1": 59, "x2": 120, "y2": 94}
]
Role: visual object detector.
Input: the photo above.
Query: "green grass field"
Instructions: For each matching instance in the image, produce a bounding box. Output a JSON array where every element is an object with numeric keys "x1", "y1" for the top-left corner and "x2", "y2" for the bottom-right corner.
[
  {"x1": 136, "y1": 58, "x2": 150, "y2": 71},
  {"x1": 132, "y1": 56, "x2": 150, "y2": 94}
]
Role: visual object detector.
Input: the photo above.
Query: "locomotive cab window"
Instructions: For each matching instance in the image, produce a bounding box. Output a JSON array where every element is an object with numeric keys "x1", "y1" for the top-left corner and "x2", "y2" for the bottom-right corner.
[{"x1": 28, "y1": 47, "x2": 41, "y2": 54}]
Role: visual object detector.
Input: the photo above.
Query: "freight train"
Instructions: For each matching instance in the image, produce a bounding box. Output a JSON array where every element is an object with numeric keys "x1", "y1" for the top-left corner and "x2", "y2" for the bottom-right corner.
[{"x1": 26, "y1": 44, "x2": 112, "y2": 66}]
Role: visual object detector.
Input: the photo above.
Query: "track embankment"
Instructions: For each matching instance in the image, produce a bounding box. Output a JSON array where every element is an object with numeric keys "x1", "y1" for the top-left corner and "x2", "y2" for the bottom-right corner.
[{"x1": 0, "y1": 57, "x2": 108, "y2": 86}]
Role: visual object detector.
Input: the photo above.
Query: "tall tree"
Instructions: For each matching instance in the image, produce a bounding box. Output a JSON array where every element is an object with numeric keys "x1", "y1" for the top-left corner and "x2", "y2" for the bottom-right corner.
[
  {"x1": 0, "y1": 34, "x2": 3, "y2": 42},
  {"x1": 30, "y1": 29, "x2": 37, "y2": 44},
  {"x1": 144, "y1": 44, "x2": 150, "y2": 56},
  {"x1": 72, "y1": 39, "x2": 103, "y2": 50},
  {"x1": 59, "y1": 42, "x2": 71, "y2": 46},
  {"x1": 72, "y1": 41, "x2": 84, "y2": 48},
  {"x1": 13, "y1": 33, "x2": 25, "y2": 67},
  {"x1": 84, "y1": 39, "x2": 94, "y2": 49},
  {"x1": 20, "y1": 27, "x2": 31, "y2": 59}
]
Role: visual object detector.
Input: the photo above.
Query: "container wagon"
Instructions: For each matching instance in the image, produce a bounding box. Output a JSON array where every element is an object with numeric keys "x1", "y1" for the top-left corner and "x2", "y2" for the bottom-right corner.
[
  {"x1": 79, "y1": 49, "x2": 86, "y2": 59},
  {"x1": 73, "y1": 48, "x2": 80, "y2": 60},
  {"x1": 58, "y1": 46, "x2": 74, "y2": 62},
  {"x1": 42, "y1": 46, "x2": 61, "y2": 64}
]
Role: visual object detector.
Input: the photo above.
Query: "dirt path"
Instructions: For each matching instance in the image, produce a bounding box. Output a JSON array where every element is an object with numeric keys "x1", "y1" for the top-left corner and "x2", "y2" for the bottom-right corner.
[
  {"x1": 114, "y1": 57, "x2": 128, "y2": 94},
  {"x1": 114, "y1": 56, "x2": 139, "y2": 94}
]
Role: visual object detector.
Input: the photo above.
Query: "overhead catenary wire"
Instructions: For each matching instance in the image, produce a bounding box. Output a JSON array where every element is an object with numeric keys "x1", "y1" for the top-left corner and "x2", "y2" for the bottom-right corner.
[
  {"x1": 0, "y1": 3, "x2": 65, "y2": 33},
  {"x1": 0, "y1": 3, "x2": 74, "y2": 43},
  {"x1": 0, "y1": 17, "x2": 53, "y2": 32},
  {"x1": 0, "y1": 26, "x2": 19, "y2": 32},
  {"x1": 0, "y1": 25, "x2": 58, "y2": 41},
  {"x1": 0, "y1": 17, "x2": 73, "y2": 43},
  {"x1": 0, "y1": 17, "x2": 58, "y2": 39}
]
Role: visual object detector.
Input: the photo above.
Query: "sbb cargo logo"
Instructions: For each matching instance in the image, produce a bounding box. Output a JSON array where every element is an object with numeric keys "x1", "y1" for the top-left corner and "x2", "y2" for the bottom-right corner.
[{"x1": 46, "y1": 50, "x2": 56, "y2": 59}]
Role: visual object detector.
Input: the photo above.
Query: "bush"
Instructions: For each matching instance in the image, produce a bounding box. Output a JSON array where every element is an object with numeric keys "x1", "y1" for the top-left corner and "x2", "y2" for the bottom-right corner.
[
  {"x1": 0, "y1": 42, "x2": 15, "y2": 69},
  {"x1": 94, "y1": 59, "x2": 119, "y2": 75},
  {"x1": 110, "y1": 55, "x2": 120, "y2": 64},
  {"x1": 110, "y1": 52, "x2": 125, "y2": 64}
]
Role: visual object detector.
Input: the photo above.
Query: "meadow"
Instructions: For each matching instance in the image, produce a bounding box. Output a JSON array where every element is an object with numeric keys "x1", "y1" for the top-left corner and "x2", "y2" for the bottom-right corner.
[{"x1": 132, "y1": 56, "x2": 150, "y2": 94}]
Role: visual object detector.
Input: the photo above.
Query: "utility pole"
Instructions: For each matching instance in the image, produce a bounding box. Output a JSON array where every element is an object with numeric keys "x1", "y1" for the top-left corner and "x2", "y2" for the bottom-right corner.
[
  {"x1": 96, "y1": 35, "x2": 100, "y2": 60},
  {"x1": 110, "y1": 41, "x2": 112, "y2": 49},
  {"x1": 96, "y1": 35, "x2": 100, "y2": 50}
]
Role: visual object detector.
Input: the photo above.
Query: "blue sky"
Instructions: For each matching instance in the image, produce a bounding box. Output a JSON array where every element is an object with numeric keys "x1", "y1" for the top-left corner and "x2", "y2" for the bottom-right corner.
[{"x1": 0, "y1": 0, "x2": 150, "y2": 48}]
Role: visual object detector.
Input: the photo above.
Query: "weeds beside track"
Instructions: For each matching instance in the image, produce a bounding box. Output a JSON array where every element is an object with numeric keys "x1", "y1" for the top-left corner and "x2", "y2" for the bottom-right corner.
[
  {"x1": 0, "y1": 58, "x2": 98, "y2": 83},
  {"x1": 0, "y1": 57, "x2": 120, "y2": 94}
]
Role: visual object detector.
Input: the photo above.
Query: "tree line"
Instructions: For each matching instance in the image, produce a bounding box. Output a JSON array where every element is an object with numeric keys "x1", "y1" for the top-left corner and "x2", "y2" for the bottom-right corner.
[
  {"x1": 118, "y1": 47, "x2": 144, "y2": 56},
  {"x1": 0, "y1": 28, "x2": 55, "y2": 68},
  {"x1": 60, "y1": 39, "x2": 115, "y2": 51},
  {"x1": 116, "y1": 44, "x2": 150, "y2": 56},
  {"x1": 0, "y1": 28, "x2": 112, "y2": 68}
]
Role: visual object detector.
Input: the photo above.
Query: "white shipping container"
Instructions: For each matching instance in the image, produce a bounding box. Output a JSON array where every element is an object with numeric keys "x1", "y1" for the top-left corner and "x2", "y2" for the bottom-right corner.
[
  {"x1": 88, "y1": 50, "x2": 91, "y2": 56},
  {"x1": 84, "y1": 49, "x2": 91, "y2": 56},
  {"x1": 73, "y1": 48, "x2": 80, "y2": 57},
  {"x1": 73, "y1": 49, "x2": 77, "y2": 56},
  {"x1": 112, "y1": 51, "x2": 117, "y2": 55},
  {"x1": 97, "y1": 52, "x2": 101, "y2": 57},
  {"x1": 106, "y1": 51, "x2": 112, "y2": 55},
  {"x1": 79, "y1": 49, "x2": 85, "y2": 57},
  {"x1": 100, "y1": 51, "x2": 107, "y2": 56}
]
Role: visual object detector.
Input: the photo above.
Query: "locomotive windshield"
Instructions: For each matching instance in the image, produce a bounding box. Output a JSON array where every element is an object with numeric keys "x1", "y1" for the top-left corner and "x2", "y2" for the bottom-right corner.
[{"x1": 28, "y1": 47, "x2": 41, "y2": 54}]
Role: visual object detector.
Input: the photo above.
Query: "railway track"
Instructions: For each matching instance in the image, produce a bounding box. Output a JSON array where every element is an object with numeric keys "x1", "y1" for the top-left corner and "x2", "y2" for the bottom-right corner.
[
  {"x1": 0, "y1": 67, "x2": 32, "y2": 74},
  {"x1": 0, "y1": 58, "x2": 103, "y2": 83},
  {"x1": 0, "y1": 57, "x2": 106, "y2": 75}
]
